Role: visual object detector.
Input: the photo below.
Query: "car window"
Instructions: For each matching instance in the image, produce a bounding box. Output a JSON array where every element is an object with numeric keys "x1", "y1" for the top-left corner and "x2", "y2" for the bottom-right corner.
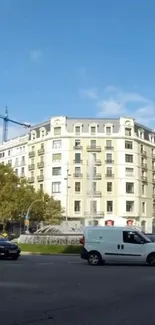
[{"x1": 123, "y1": 231, "x2": 145, "y2": 244}]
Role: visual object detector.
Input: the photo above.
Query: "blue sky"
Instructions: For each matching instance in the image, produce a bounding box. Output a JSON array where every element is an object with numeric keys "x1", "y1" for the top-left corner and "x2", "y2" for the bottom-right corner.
[{"x1": 0, "y1": 0, "x2": 155, "y2": 139}]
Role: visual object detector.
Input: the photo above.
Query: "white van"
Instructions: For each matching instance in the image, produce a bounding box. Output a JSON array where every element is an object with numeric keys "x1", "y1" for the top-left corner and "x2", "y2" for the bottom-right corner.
[{"x1": 80, "y1": 226, "x2": 155, "y2": 266}]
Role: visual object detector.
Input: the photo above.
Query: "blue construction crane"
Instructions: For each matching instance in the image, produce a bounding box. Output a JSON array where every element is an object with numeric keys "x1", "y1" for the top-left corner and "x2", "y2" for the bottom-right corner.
[{"x1": 0, "y1": 107, "x2": 31, "y2": 142}]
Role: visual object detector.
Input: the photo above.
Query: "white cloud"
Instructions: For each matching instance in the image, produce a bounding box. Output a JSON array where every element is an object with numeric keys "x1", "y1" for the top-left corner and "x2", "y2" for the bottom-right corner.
[
  {"x1": 80, "y1": 88, "x2": 98, "y2": 100},
  {"x1": 29, "y1": 50, "x2": 42, "y2": 62},
  {"x1": 81, "y1": 85, "x2": 155, "y2": 127}
]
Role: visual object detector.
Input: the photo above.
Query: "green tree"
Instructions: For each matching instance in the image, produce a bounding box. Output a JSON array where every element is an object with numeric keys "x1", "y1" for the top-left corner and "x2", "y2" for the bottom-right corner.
[{"x1": 0, "y1": 164, "x2": 63, "y2": 225}]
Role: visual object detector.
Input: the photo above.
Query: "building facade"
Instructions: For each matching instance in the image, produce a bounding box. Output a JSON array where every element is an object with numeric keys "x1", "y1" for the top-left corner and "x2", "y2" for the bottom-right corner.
[{"x1": 0, "y1": 116, "x2": 155, "y2": 232}]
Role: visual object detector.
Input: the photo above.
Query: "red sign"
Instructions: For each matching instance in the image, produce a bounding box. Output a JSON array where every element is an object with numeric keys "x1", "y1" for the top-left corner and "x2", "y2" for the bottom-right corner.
[
  {"x1": 127, "y1": 219, "x2": 133, "y2": 226},
  {"x1": 106, "y1": 220, "x2": 114, "y2": 226}
]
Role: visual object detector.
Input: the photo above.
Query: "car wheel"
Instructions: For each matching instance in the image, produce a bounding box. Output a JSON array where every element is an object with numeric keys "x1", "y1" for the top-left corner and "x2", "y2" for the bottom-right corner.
[
  {"x1": 88, "y1": 251, "x2": 102, "y2": 266},
  {"x1": 147, "y1": 253, "x2": 155, "y2": 266}
]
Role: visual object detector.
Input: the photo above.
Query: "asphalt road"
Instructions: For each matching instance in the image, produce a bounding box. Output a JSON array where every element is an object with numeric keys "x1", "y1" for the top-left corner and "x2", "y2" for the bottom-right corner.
[{"x1": 0, "y1": 255, "x2": 155, "y2": 325}]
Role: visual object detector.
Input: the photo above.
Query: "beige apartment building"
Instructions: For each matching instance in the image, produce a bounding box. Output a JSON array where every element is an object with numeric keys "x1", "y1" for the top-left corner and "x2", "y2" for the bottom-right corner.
[{"x1": 0, "y1": 116, "x2": 155, "y2": 232}]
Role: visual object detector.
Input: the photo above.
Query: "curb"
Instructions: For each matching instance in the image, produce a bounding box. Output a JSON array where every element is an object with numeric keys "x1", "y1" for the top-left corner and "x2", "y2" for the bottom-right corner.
[{"x1": 21, "y1": 252, "x2": 79, "y2": 256}]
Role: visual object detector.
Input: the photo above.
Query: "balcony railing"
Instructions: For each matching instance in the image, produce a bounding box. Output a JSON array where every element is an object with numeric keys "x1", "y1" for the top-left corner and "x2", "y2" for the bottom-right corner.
[
  {"x1": 95, "y1": 159, "x2": 102, "y2": 166},
  {"x1": 105, "y1": 159, "x2": 114, "y2": 164},
  {"x1": 28, "y1": 164, "x2": 35, "y2": 171},
  {"x1": 73, "y1": 160, "x2": 83, "y2": 164},
  {"x1": 28, "y1": 177, "x2": 35, "y2": 183},
  {"x1": 73, "y1": 173, "x2": 83, "y2": 178},
  {"x1": 141, "y1": 176, "x2": 148, "y2": 182},
  {"x1": 141, "y1": 150, "x2": 147, "y2": 157},
  {"x1": 38, "y1": 148, "x2": 45, "y2": 155},
  {"x1": 29, "y1": 151, "x2": 35, "y2": 158},
  {"x1": 105, "y1": 173, "x2": 114, "y2": 178},
  {"x1": 84, "y1": 211, "x2": 104, "y2": 217},
  {"x1": 37, "y1": 175, "x2": 44, "y2": 182},
  {"x1": 37, "y1": 162, "x2": 44, "y2": 168},
  {"x1": 87, "y1": 145, "x2": 101, "y2": 152},
  {"x1": 92, "y1": 173, "x2": 102, "y2": 180},
  {"x1": 87, "y1": 191, "x2": 102, "y2": 197},
  {"x1": 73, "y1": 145, "x2": 82, "y2": 150},
  {"x1": 152, "y1": 178, "x2": 155, "y2": 184},
  {"x1": 141, "y1": 163, "x2": 147, "y2": 169},
  {"x1": 105, "y1": 146, "x2": 114, "y2": 150}
]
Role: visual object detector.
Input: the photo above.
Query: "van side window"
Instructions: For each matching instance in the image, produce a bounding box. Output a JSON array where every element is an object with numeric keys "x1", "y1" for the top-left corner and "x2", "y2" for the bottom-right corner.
[{"x1": 123, "y1": 231, "x2": 144, "y2": 244}]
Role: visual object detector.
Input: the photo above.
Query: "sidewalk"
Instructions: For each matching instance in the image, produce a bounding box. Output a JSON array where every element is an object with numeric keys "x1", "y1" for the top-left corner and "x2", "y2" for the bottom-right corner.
[{"x1": 21, "y1": 251, "x2": 79, "y2": 256}]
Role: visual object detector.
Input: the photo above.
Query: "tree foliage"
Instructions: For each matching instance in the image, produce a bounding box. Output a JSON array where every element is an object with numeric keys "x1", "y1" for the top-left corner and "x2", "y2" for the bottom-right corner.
[{"x1": 0, "y1": 164, "x2": 64, "y2": 225}]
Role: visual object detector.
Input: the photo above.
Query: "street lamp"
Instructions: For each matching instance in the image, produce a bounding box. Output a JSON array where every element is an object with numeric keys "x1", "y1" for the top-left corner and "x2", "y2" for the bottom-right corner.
[{"x1": 25, "y1": 198, "x2": 44, "y2": 233}]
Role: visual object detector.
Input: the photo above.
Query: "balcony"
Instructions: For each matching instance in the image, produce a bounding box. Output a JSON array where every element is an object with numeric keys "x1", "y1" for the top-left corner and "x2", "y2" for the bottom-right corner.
[
  {"x1": 105, "y1": 173, "x2": 114, "y2": 178},
  {"x1": 105, "y1": 159, "x2": 114, "y2": 164},
  {"x1": 73, "y1": 145, "x2": 82, "y2": 150},
  {"x1": 92, "y1": 173, "x2": 102, "y2": 180},
  {"x1": 141, "y1": 150, "x2": 147, "y2": 157},
  {"x1": 141, "y1": 163, "x2": 147, "y2": 170},
  {"x1": 141, "y1": 176, "x2": 148, "y2": 183},
  {"x1": 37, "y1": 175, "x2": 44, "y2": 182},
  {"x1": 87, "y1": 145, "x2": 101, "y2": 152},
  {"x1": 28, "y1": 177, "x2": 35, "y2": 183},
  {"x1": 73, "y1": 160, "x2": 83, "y2": 164},
  {"x1": 37, "y1": 162, "x2": 44, "y2": 169},
  {"x1": 95, "y1": 159, "x2": 102, "y2": 166},
  {"x1": 84, "y1": 211, "x2": 104, "y2": 217},
  {"x1": 105, "y1": 146, "x2": 114, "y2": 150},
  {"x1": 29, "y1": 151, "x2": 35, "y2": 158},
  {"x1": 28, "y1": 164, "x2": 35, "y2": 171},
  {"x1": 38, "y1": 148, "x2": 45, "y2": 155},
  {"x1": 73, "y1": 173, "x2": 83, "y2": 178},
  {"x1": 87, "y1": 191, "x2": 102, "y2": 197},
  {"x1": 153, "y1": 178, "x2": 155, "y2": 184}
]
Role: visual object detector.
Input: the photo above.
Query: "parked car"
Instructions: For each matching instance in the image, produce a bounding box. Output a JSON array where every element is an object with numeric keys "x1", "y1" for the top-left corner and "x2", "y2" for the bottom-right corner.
[
  {"x1": 80, "y1": 226, "x2": 155, "y2": 266},
  {"x1": 0, "y1": 238, "x2": 21, "y2": 260}
]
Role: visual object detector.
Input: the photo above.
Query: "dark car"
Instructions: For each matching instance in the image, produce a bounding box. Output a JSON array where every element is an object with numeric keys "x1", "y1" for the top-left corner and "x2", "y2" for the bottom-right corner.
[
  {"x1": 145, "y1": 233, "x2": 155, "y2": 242},
  {"x1": 0, "y1": 238, "x2": 21, "y2": 260}
]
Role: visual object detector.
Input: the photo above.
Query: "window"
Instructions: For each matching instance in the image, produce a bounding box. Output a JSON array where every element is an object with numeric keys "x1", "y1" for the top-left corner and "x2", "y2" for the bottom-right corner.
[
  {"x1": 106, "y1": 167, "x2": 112, "y2": 176},
  {"x1": 41, "y1": 130, "x2": 45, "y2": 138},
  {"x1": 142, "y1": 202, "x2": 145, "y2": 214},
  {"x1": 21, "y1": 156, "x2": 25, "y2": 165},
  {"x1": 7, "y1": 160, "x2": 12, "y2": 166},
  {"x1": 75, "y1": 126, "x2": 80, "y2": 135},
  {"x1": 126, "y1": 201, "x2": 134, "y2": 212},
  {"x1": 91, "y1": 126, "x2": 96, "y2": 135},
  {"x1": 92, "y1": 182, "x2": 96, "y2": 192},
  {"x1": 75, "y1": 139, "x2": 81, "y2": 148},
  {"x1": 93, "y1": 166, "x2": 97, "y2": 176},
  {"x1": 31, "y1": 146, "x2": 35, "y2": 151},
  {"x1": 41, "y1": 143, "x2": 44, "y2": 149},
  {"x1": 90, "y1": 139, "x2": 96, "y2": 148},
  {"x1": 52, "y1": 167, "x2": 61, "y2": 176},
  {"x1": 106, "y1": 127, "x2": 111, "y2": 135},
  {"x1": 125, "y1": 141, "x2": 133, "y2": 149},
  {"x1": 15, "y1": 169, "x2": 18, "y2": 175},
  {"x1": 0, "y1": 152, "x2": 5, "y2": 158},
  {"x1": 106, "y1": 201, "x2": 113, "y2": 212},
  {"x1": 40, "y1": 169, "x2": 44, "y2": 176},
  {"x1": 52, "y1": 182, "x2": 61, "y2": 193},
  {"x1": 126, "y1": 182, "x2": 134, "y2": 194},
  {"x1": 74, "y1": 153, "x2": 81, "y2": 163},
  {"x1": 125, "y1": 154, "x2": 133, "y2": 163},
  {"x1": 123, "y1": 231, "x2": 145, "y2": 244},
  {"x1": 15, "y1": 158, "x2": 19, "y2": 166},
  {"x1": 31, "y1": 132, "x2": 36, "y2": 140},
  {"x1": 107, "y1": 182, "x2": 112, "y2": 192},
  {"x1": 75, "y1": 182, "x2": 81, "y2": 192},
  {"x1": 8, "y1": 150, "x2": 11, "y2": 156},
  {"x1": 75, "y1": 167, "x2": 81, "y2": 176},
  {"x1": 40, "y1": 156, "x2": 44, "y2": 163},
  {"x1": 139, "y1": 130, "x2": 144, "y2": 139},
  {"x1": 74, "y1": 200, "x2": 81, "y2": 212},
  {"x1": 125, "y1": 128, "x2": 131, "y2": 136},
  {"x1": 54, "y1": 127, "x2": 61, "y2": 136},
  {"x1": 142, "y1": 184, "x2": 145, "y2": 195},
  {"x1": 106, "y1": 153, "x2": 112, "y2": 162},
  {"x1": 40, "y1": 184, "x2": 43, "y2": 191},
  {"x1": 125, "y1": 168, "x2": 134, "y2": 177},
  {"x1": 106, "y1": 140, "x2": 112, "y2": 148},
  {"x1": 53, "y1": 140, "x2": 61, "y2": 149},
  {"x1": 90, "y1": 200, "x2": 97, "y2": 213},
  {"x1": 52, "y1": 153, "x2": 61, "y2": 161},
  {"x1": 21, "y1": 167, "x2": 25, "y2": 176}
]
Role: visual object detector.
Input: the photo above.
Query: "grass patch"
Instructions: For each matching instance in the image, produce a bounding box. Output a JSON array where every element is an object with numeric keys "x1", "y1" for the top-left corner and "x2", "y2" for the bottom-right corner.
[{"x1": 19, "y1": 244, "x2": 81, "y2": 254}]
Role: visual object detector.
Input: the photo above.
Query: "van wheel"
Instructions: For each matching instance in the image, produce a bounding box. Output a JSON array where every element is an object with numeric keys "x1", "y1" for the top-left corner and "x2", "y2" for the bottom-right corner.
[
  {"x1": 147, "y1": 253, "x2": 155, "y2": 266},
  {"x1": 88, "y1": 251, "x2": 102, "y2": 266}
]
